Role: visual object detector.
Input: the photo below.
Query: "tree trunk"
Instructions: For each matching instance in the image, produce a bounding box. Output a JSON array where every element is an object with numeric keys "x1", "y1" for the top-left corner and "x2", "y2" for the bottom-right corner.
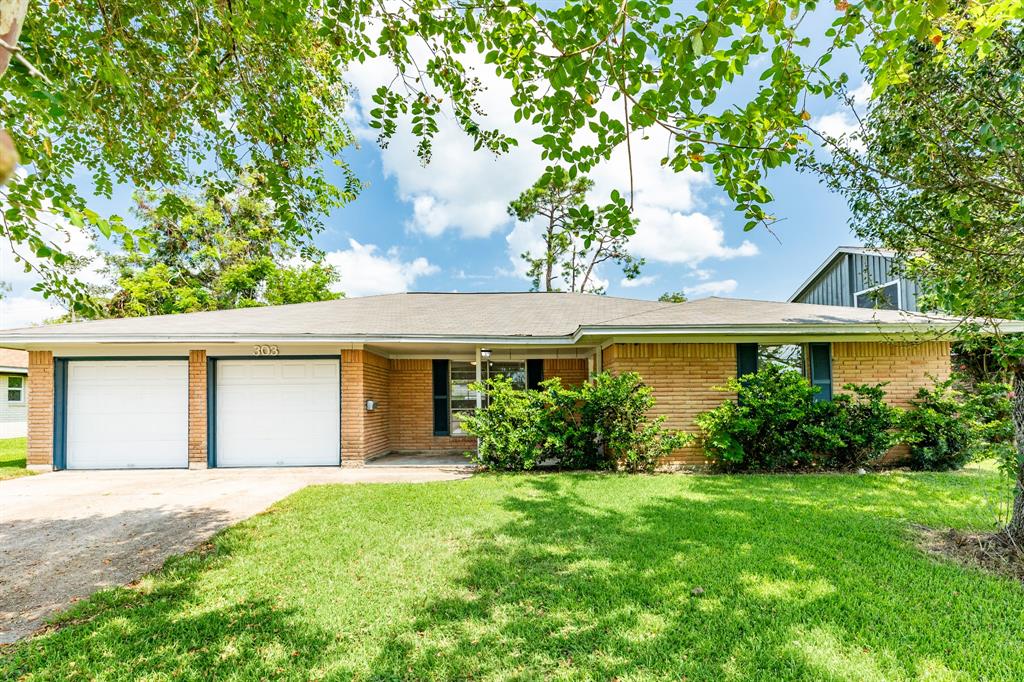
[
  {"x1": 544, "y1": 219, "x2": 554, "y2": 292},
  {"x1": 1007, "y1": 363, "x2": 1024, "y2": 544}
]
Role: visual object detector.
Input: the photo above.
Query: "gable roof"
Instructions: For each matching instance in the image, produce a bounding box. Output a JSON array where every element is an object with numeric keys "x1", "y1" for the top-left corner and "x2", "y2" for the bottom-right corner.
[
  {"x1": 0, "y1": 292, "x2": 1009, "y2": 347},
  {"x1": 788, "y1": 245, "x2": 897, "y2": 303}
]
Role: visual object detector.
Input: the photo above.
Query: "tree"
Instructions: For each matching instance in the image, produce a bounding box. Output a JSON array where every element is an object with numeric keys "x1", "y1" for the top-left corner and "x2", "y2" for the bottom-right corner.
[
  {"x1": 508, "y1": 168, "x2": 641, "y2": 293},
  {"x1": 658, "y1": 292, "x2": 687, "y2": 303},
  {"x1": 1, "y1": 1, "x2": 355, "y2": 311},
  {"x1": 101, "y1": 177, "x2": 340, "y2": 318},
  {"x1": 806, "y1": 24, "x2": 1024, "y2": 542},
  {"x1": 4, "y1": 1, "x2": 1012, "y2": 311}
]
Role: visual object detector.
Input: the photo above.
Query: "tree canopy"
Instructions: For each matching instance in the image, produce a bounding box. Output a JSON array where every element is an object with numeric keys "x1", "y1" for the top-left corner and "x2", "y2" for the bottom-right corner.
[
  {"x1": 3, "y1": 1, "x2": 1020, "y2": 311},
  {"x1": 100, "y1": 177, "x2": 340, "y2": 318},
  {"x1": 508, "y1": 168, "x2": 640, "y2": 293},
  {"x1": 806, "y1": 21, "x2": 1024, "y2": 541}
]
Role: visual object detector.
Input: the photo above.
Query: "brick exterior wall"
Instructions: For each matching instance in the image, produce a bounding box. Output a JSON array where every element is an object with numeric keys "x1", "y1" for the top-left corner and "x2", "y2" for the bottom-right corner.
[
  {"x1": 832, "y1": 340, "x2": 952, "y2": 463},
  {"x1": 388, "y1": 359, "x2": 477, "y2": 454},
  {"x1": 340, "y1": 349, "x2": 391, "y2": 466},
  {"x1": 543, "y1": 358, "x2": 589, "y2": 387},
  {"x1": 603, "y1": 343, "x2": 737, "y2": 466},
  {"x1": 831, "y1": 341, "x2": 951, "y2": 406},
  {"x1": 188, "y1": 350, "x2": 207, "y2": 466},
  {"x1": 26, "y1": 351, "x2": 53, "y2": 467}
]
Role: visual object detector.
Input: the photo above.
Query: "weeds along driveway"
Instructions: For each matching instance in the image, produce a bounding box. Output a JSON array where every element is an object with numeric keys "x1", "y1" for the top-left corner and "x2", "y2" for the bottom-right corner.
[{"x1": 0, "y1": 465, "x2": 471, "y2": 644}]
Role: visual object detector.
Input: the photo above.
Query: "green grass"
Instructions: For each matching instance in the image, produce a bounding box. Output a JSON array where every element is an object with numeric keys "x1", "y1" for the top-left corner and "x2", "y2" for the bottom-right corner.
[
  {"x1": 0, "y1": 437, "x2": 31, "y2": 480},
  {"x1": 3, "y1": 467, "x2": 1023, "y2": 681}
]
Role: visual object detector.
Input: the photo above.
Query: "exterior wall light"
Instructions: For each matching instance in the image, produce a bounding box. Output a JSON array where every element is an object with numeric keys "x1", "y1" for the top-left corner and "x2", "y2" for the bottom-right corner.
[
  {"x1": 480, "y1": 348, "x2": 492, "y2": 358},
  {"x1": 365, "y1": 399, "x2": 376, "y2": 411}
]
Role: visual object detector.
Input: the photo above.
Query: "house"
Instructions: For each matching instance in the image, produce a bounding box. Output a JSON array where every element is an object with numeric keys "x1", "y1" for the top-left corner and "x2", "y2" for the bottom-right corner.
[
  {"x1": 0, "y1": 348, "x2": 28, "y2": 438},
  {"x1": 0, "y1": 292, "x2": 1014, "y2": 471},
  {"x1": 789, "y1": 246, "x2": 920, "y2": 312}
]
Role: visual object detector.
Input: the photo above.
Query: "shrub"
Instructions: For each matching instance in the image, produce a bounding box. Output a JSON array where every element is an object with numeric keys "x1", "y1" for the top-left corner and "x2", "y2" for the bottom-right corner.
[
  {"x1": 695, "y1": 364, "x2": 821, "y2": 471},
  {"x1": 461, "y1": 376, "x2": 546, "y2": 471},
  {"x1": 462, "y1": 372, "x2": 688, "y2": 472},
  {"x1": 961, "y1": 380, "x2": 1017, "y2": 475},
  {"x1": 811, "y1": 383, "x2": 900, "y2": 469},
  {"x1": 900, "y1": 379, "x2": 973, "y2": 471},
  {"x1": 695, "y1": 365, "x2": 899, "y2": 472},
  {"x1": 580, "y1": 372, "x2": 691, "y2": 472}
]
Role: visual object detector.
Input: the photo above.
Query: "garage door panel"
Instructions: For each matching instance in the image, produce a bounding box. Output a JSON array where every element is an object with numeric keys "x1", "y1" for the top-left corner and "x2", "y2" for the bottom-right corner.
[
  {"x1": 215, "y1": 359, "x2": 340, "y2": 467},
  {"x1": 66, "y1": 360, "x2": 188, "y2": 470}
]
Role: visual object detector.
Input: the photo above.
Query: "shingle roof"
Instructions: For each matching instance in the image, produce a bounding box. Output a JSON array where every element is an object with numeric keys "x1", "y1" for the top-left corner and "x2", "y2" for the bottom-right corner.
[
  {"x1": 0, "y1": 292, "x2": 989, "y2": 345},
  {"x1": 582, "y1": 296, "x2": 950, "y2": 328},
  {"x1": 0, "y1": 348, "x2": 27, "y2": 371}
]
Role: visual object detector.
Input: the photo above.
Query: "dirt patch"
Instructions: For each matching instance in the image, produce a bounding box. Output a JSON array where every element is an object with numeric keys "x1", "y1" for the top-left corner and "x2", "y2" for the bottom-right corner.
[{"x1": 915, "y1": 525, "x2": 1024, "y2": 584}]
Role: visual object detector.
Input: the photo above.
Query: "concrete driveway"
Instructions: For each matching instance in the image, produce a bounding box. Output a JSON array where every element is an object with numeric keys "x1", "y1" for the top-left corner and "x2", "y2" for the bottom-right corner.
[{"x1": 0, "y1": 465, "x2": 471, "y2": 644}]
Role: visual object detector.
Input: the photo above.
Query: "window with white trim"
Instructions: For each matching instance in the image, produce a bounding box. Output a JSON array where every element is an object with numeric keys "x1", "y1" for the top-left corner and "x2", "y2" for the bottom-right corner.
[
  {"x1": 7, "y1": 376, "x2": 24, "y2": 403},
  {"x1": 855, "y1": 280, "x2": 900, "y2": 310}
]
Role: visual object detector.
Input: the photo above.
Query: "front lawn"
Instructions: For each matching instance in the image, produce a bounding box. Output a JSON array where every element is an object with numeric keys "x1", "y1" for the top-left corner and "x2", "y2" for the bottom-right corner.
[
  {"x1": 3, "y1": 468, "x2": 1023, "y2": 680},
  {"x1": 0, "y1": 437, "x2": 31, "y2": 480}
]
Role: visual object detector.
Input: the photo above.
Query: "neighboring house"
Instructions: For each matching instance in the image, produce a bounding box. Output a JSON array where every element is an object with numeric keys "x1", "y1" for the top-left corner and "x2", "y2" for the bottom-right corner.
[
  {"x1": 1, "y1": 292, "x2": 1018, "y2": 471},
  {"x1": 789, "y1": 246, "x2": 920, "y2": 312},
  {"x1": 0, "y1": 348, "x2": 28, "y2": 439}
]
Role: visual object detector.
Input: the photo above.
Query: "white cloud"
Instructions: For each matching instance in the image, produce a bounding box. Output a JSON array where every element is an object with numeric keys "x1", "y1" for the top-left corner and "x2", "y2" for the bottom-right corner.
[
  {"x1": 0, "y1": 295, "x2": 63, "y2": 329},
  {"x1": 345, "y1": 49, "x2": 543, "y2": 239},
  {"x1": 324, "y1": 239, "x2": 438, "y2": 297},
  {"x1": 684, "y1": 279, "x2": 738, "y2": 298},
  {"x1": 344, "y1": 35, "x2": 755, "y2": 282},
  {"x1": 629, "y1": 208, "x2": 758, "y2": 265},
  {"x1": 620, "y1": 275, "x2": 657, "y2": 289},
  {"x1": 812, "y1": 81, "x2": 871, "y2": 152},
  {"x1": 0, "y1": 170, "x2": 107, "y2": 327}
]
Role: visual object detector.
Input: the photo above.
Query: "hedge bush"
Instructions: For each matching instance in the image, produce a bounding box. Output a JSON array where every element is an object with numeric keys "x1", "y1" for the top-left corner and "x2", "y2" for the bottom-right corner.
[
  {"x1": 695, "y1": 364, "x2": 899, "y2": 472},
  {"x1": 900, "y1": 380, "x2": 975, "y2": 471},
  {"x1": 461, "y1": 372, "x2": 689, "y2": 472}
]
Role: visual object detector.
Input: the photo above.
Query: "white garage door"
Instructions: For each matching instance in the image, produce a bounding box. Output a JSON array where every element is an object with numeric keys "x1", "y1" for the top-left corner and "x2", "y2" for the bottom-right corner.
[
  {"x1": 215, "y1": 359, "x2": 340, "y2": 467},
  {"x1": 66, "y1": 360, "x2": 189, "y2": 469}
]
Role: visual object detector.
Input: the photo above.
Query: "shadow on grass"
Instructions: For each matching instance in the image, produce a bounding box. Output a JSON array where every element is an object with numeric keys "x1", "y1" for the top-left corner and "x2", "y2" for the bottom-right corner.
[
  {"x1": 3, "y1": 472, "x2": 1020, "y2": 680},
  {"x1": 0, "y1": 530, "x2": 340, "y2": 680},
  {"x1": 363, "y1": 474, "x2": 1022, "y2": 680}
]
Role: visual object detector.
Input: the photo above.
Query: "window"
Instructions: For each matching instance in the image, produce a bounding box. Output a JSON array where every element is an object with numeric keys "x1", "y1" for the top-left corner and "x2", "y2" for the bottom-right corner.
[
  {"x1": 855, "y1": 281, "x2": 900, "y2": 310},
  {"x1": 7, "y1": 376, "x2": 23, "y2": 403},
  {"x1": 448, "y1": 360, "x2": 528, "y2": 435},
  {"x1": 757, "y1": 344, "x2": 805, "y2": 375},
  {"x1": 737, "y1": 343, "x2": 832, "y2": 402}
]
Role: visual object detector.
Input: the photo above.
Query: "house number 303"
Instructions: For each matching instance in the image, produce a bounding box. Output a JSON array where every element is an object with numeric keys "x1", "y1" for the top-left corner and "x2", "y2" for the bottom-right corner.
[{"x1": 253, "y1": 345, "x2": 279, "y2": 356}]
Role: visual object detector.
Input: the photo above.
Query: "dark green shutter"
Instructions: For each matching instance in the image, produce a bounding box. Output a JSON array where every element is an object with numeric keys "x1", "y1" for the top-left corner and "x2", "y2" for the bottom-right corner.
[
  {"x1": 809, "y1": 343, "x2": 833, "y2": 402},
  {"x1": 432, "y1": 359, "x2": 450, "y2": 436},
  {"x1": 52, "y1": 358, "x2": 68, "y2": 470},
  {"x1": 736, "y1": 344, "x2": 758, "y2": 378},
  {"x1": 526, "y1": 359, "x2": 544, "y2": 390}
]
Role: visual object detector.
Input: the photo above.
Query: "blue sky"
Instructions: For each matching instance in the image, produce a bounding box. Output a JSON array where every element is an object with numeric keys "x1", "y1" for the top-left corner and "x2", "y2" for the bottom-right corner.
[{"x1": 0, "y1": 5, "x2": 866, "y2": 328}]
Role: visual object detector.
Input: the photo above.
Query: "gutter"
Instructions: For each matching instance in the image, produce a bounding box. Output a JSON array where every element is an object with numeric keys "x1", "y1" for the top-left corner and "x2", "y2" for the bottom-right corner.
[{"x1": 0, "y1": 318, "x2": 1013, "y2": 349}]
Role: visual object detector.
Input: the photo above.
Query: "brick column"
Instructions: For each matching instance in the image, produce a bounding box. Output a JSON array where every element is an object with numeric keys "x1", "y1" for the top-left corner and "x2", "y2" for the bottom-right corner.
[
  {"x1": 188, "y1": 350, "x2": 208, "y2": 468},
  {"x1": 341, "y1": 349, "x2": 365, "y2": 467},
  {"x1": 27, "y1": 350, "x2": 54, "y2": 468},
  {"x1": 340, "y1": 349, "x2": 392, "y2": 466}
]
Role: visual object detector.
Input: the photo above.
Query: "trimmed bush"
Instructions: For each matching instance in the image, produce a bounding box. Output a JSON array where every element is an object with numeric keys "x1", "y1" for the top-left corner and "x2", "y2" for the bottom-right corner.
[
  {"x1": 695, "y1": 364, "x2": 899, "y2": 472},
  {"x1": 961, "y1": 380, "x2": 1017, "y2": 477},
  {"x1": 901, "y1": 380, "x2": 974, "y2": 471},
  {"x1": 462, "y1": 372, "x2": 689, "y2": 472},
  {"x1": 580, "y1": 372, "x2": 690, "y2": 472},
  {"x1": 695, "y1": 364, "x2": 820, "y2": 471},
  {"x1": 812, "y1": 383, "x2": 900, "y2": 469},
  {"x1": 460, "y1": 376, "x2": 546, "y2": 471}
]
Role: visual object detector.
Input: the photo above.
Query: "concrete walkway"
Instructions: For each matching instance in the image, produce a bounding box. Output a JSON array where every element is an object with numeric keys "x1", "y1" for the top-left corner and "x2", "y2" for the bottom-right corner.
[{"x1": 0, "y1": 465, "x2": 472, "y2": 644}]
